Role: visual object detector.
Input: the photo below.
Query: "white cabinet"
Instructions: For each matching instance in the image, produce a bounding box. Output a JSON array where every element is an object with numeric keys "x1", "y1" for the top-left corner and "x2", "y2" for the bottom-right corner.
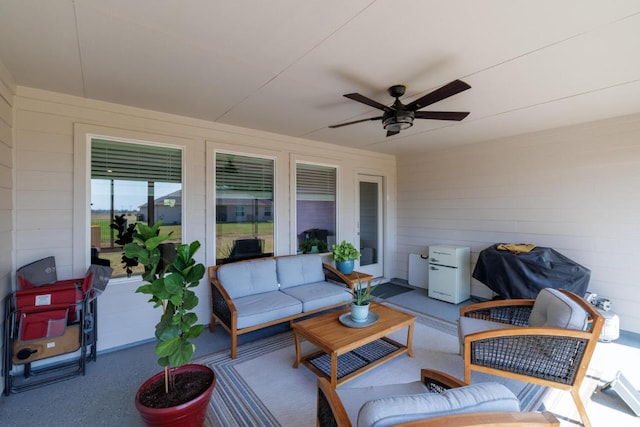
[{"x1": 428, "y1": 245, "x2": 470, "y2": 304}]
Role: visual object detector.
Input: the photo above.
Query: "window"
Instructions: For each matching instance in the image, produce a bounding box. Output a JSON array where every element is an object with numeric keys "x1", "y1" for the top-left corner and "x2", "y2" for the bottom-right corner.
[
  {"x1": 296, "y1": 163, "x2": 336, "y2": 253},
  {"x1": 91, "y1": 139, "x2": 183, "y2": 277},
  {"x1": 215, "y1": 153, "x2": 274, "y2": 264}
]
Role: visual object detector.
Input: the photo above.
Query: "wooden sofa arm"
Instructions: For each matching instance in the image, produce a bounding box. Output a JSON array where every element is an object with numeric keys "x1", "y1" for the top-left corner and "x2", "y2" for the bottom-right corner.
[
  {"x1": 395, "y1": 411, "x2": 559, "y2": 427},
  {"x1": 317, "y1": 377, "x2": 351, "y2": 427},
  {"x1": 420, "y1": 368, "x2": 467, "y2": 392},
  {"x1": 322, "y1": 263, "x2": 356, "y2": 291},
  {"x1": 207, "y1": 265, "x2": 237, "y2": 331}
]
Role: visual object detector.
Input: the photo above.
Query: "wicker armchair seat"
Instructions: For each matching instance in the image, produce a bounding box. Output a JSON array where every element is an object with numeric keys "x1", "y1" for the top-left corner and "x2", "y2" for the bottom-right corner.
[
  {"x1": 469, "y1": 333, "x2": 587, "y2": 385},
  {"x1": 459, "y1": 288, "x2": 603, "y2": 427}
]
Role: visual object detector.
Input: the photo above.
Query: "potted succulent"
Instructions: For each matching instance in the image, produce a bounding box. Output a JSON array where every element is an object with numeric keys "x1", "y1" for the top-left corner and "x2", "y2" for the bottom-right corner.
[
  {"x1": 331, "y1": 240, "x2": 361, "y2": 274},
  {"x1": 123, "y1": 220, "x2": 215, "y2": 427},
  {"x1": 349, "y1": 275, "x2": 376, "y2": 322}
]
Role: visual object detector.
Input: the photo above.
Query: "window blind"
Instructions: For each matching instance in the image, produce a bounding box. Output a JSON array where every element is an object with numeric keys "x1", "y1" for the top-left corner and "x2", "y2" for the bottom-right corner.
[
  {"x1": 216, "y1": 153, "x2": 273, "y2": 199},
  {"x1": 91, "y1": 139, "x2": 182, "y2": 183},
  {"x1": 296, "y1": 163, "x2": 336, "y2": 201}
]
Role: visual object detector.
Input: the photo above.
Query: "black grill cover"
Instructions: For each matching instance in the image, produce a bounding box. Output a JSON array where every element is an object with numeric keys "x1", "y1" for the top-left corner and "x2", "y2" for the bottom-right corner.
[{"x1": 473, "y1": 244, "x2": 590, "y2": 299}]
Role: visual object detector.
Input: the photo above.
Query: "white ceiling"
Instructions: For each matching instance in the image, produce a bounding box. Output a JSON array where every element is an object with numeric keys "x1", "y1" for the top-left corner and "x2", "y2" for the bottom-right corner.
[{"x1": 1, "y1": 1, "x2": 639, "y2": 154}]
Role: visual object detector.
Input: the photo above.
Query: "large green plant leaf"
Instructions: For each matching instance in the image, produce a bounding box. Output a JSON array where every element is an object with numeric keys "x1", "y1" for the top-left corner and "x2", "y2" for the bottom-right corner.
[
  {"x1": 167, "y1": 340, "x2": 195, "y2": 367},
  {"x1": 182, "y1": 290, "x2": 199, "y2": 310},
  {"x1": 164, "y1": 272, "x2": 184, "y2": 295},
  {"x1": 155, "y1": 337, "x2": 180, "y2": 357}
]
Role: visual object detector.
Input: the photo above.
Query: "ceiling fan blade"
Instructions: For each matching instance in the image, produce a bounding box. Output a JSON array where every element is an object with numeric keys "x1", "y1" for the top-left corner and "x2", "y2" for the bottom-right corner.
[
  {"x1": 344, "y1": 93, "x2": 393, "y2": 112},
  {"x1": 386, "y1": 130, "x2": 400, "y2": 137},
  {"x1": 405, "y1": 79, "x2": 471, "y2": 111},
  {"x1": 414, "y1": 111, "x2": 470, "y2": 121},
  {"x1": 329, "y1": 116, "x2": 383, "y2": 129}
]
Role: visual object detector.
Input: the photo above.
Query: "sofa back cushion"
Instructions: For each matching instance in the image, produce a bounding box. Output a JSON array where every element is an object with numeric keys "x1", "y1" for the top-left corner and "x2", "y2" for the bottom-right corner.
[
  {"x1": 528, "y1": 288, "x2": 589, "y2": 330},
  {"x1": 276, "y1": 254, "x2": 325, "y2": 289},
  {"x1": 357, "y1": 382, "x2": 519, "y2": 427},
  {"x1": 217, "y1": 258, "x2": 279, "y2": 299}
]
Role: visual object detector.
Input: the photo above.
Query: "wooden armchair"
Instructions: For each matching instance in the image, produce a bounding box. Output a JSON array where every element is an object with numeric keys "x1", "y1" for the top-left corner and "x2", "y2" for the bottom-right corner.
[
  {"x1": 459, "y1": 288, "x2": 604, "y2": 427},
  {"x1": 317, "y1": 368, "x2": 559, "y2": 427}
]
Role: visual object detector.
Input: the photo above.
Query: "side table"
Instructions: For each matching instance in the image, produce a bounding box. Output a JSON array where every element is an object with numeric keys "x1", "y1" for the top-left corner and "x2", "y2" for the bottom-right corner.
[
  {"x1": 322, "y1": 263, "x2": 374, "y2": 292},
  {"x1": 340, "y1": 270, "x2": 373, "y2": 290}
]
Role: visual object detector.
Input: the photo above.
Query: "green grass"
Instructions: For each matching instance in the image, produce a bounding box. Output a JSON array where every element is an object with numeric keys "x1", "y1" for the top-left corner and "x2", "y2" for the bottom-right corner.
[
  {"x1": 93, "y1": 217, "x2": 274, "y2": 277},
  {"x1": 216, "y1": 222, "x2": 274, "y2": 258},
  {"x1": 92, "y1": 214, "x2": 182, "y2": 248}
]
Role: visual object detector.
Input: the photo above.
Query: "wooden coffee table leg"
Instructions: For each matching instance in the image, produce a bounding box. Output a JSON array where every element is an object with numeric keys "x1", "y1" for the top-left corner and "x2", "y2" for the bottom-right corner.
[
  {"x1": 293, "y1": 331, "x2": 301, "y2": 368},
  {"x1": 331, "y1": 352, "x2": 338, "y2": 387},
  {"x1": 406, "y1": 321, "x2": 415, "y2": 357}
]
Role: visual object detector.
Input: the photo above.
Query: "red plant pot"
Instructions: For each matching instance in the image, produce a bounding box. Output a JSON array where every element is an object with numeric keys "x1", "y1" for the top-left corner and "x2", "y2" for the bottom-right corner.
[{"x1": 135, "y1": 364, "x2": 216, "y2": 427}]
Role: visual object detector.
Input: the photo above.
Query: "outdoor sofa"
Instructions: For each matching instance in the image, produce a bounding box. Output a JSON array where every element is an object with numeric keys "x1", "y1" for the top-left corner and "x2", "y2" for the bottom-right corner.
[{"x1": 208, "y1": 254, "x2": 354, "y2": 358}]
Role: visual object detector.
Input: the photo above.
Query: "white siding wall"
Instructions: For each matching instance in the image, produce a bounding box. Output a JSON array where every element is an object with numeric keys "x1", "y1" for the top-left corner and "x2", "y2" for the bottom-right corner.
[
  {"x1": 0, "y1": 60, "x2": 15, "y2": 388},
  {"x1": 13, "y1": 87, "x2": 396, "y2": 351},
  {"x1": 396, "y1": 113, "x2": 640, "y2": 334}
]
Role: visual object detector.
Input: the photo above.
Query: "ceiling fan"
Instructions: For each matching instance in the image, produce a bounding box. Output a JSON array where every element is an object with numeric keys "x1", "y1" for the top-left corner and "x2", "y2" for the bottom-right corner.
[{"x1": 329, "y1": 79, "x2": 471, "y2": 137}]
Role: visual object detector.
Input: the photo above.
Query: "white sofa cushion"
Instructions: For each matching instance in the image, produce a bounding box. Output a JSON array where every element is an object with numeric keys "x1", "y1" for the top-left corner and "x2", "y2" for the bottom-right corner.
[
  {"x1": 234, "y1": 291, "x2": 302, "y2": 329},
  {"x1": 356, "y1": 382, "x2": 519, "y2": 427},
  {"x1": 280, "y1": 281, "x2": 351, "y2": 312},
  {"x1": 217, "y1": 258, "x2": 279, "y2": 299},
  {"x1": 276, "y1": 254, "x2": 325, "y2": 289}
]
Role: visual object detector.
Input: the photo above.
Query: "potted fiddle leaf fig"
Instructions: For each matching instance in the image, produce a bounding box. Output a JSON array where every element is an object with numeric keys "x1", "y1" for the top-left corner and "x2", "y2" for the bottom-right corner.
[
  {"x1": 331, "y1": 240, "x2": 361, "y2": 274},
  {"x1": 124, "y1": 220, "x2": 216, "y2": 427},
  {"x1": 110, "y1": 214, "x2": 139, "y2": 277}
]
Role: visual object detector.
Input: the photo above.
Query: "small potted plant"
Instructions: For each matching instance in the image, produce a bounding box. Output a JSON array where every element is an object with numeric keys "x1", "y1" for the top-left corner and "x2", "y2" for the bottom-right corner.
[
  {"x1": 331, "y1": 240, "x2": 361, "y2": 274},
  {"x1": 299, "y1": 237, "x2": 328, "y2": 254},
  {"x1": 349, "y1": 275, "x2": 376, "y2": 322},
  {"x1": 124, "y1": 220, "x2": 215, "y2": 427}
]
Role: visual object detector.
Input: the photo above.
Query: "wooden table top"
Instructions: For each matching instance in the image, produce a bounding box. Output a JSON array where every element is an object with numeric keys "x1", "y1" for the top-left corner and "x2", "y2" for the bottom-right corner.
[{"x1": 292, "y1": 303, "x2": 415, "y2": 355}]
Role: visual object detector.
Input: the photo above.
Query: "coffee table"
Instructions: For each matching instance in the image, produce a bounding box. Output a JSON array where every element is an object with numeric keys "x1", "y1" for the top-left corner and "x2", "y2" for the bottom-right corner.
[{"x1": 292, "y1": 303, "x2": 415, "y2": 387}]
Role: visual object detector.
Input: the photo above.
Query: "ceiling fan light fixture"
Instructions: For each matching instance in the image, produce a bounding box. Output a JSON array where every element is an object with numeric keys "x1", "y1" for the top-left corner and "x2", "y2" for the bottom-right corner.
[{"x1": 383, "y1": 111, "x2": 414, "y2": 132}]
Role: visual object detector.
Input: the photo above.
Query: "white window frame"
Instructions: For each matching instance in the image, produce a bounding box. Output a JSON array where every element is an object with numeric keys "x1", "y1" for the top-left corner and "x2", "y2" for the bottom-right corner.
[
  {"x1": 73, "y1": 124, "x2": 189, "y2": 281},
  {"x1": 212, "y1": 149, "x2": 277, "y2": 263},
  {"x1": 293, "y1": 159, "x2": 338, "y2": 253}
]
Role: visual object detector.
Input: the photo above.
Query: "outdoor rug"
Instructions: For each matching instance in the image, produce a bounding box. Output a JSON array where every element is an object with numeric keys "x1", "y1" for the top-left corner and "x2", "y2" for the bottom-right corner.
[
  {"x1": 370, "y1": 281, "x2": 414, "y2": 299},
  {"x1": 195, "y1": 303, "x2": 601, "y2": 426}
]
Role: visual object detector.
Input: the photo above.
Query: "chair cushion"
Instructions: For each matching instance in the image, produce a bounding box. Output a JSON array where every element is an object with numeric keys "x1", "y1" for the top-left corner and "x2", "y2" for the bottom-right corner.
[
  {"x1": 217, "y1": 258, "x2": 279, "y2": 299},
  {"x1": 528, "y1": 288, "x2": 588, "y2": 330},
  {"x1": 337, "y1": 381, "x2": 431, "y2": 425},
  {"x1": 356, "y1": 382, "x2": 520, "y2": 427},
  {"x1": 276, "y1": 254, "x2": 325, "y2": 289}
]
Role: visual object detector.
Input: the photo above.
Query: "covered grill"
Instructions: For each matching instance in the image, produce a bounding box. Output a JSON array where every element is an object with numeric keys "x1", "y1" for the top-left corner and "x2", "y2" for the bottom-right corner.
[{"x1": 472, "y1": 244, "x2": 590, "y2": 299}]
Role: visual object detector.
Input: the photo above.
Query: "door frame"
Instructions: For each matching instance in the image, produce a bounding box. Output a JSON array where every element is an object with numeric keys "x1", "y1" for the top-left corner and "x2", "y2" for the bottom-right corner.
[{"x1": 356, "y1": 174, "x2": 384, "y2": 278}]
